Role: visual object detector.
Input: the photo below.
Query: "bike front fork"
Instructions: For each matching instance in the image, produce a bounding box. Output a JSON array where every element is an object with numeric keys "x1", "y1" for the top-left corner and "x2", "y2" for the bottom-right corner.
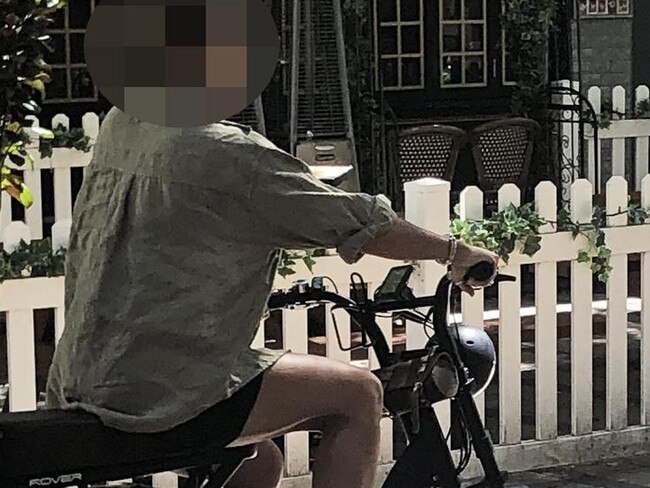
[
  {"x1": 381, "y1": 401, "x2": 511, "y2": 488},
  {"x1": 381, "y1": 407, "x2": 460, "y2": 488}
]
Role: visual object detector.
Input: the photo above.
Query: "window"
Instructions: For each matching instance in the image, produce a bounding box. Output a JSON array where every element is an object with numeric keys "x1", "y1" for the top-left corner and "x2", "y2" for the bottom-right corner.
[
  {"x1": 439, "y1": 0, "x2": 487, "y2": 88},
  {"x1": 45, "y1": 1, "x2": 99, "y2": 104},
  {"x1": 375, "y1": 0, "x2": 425, "y2": 90},
  {"x1": 579, "y1": 0, "x2": 631, "y2": 16}
]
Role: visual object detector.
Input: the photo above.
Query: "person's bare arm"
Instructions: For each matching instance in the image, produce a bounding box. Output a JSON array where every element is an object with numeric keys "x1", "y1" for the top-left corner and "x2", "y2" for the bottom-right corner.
[
  {"x1": 360, "y1": 218, "x2": 499, "y2": 295},
  {"x1": 361, "y1": 218, "x2": 452, "y2": 261}
]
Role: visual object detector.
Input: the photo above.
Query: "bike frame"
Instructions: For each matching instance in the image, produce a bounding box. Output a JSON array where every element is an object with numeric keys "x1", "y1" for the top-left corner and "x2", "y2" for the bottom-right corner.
[{"x1": 268, "y1": 274, "x2": 509, "y2": 488}]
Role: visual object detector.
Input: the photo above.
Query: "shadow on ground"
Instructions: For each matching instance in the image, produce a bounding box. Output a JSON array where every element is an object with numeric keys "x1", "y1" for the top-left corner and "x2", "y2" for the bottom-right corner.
[{"x1": 508, "y1": 452, "x2": 650, "y2": 487}]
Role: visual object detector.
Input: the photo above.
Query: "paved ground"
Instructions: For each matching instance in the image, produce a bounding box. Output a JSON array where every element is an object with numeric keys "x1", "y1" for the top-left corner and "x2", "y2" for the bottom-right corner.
[
  {"x1": 91, "y1": 453, "x2": 650, "y2": 487},
  {"x1": 507, "y1": 453, "x2": 650, "y2": 487}
]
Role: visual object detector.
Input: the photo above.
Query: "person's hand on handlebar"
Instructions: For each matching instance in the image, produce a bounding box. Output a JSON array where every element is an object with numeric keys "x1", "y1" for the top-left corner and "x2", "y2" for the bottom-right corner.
[
  {"x1": 449, "y1": 241, "x2": 500, "y2": 296},
  {"x1": 358, "y1": 218, "x2": 499, "y2": 296}
]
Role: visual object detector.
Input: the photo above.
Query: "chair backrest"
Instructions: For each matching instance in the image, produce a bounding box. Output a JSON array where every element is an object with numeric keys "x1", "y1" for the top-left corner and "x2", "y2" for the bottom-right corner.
[
  {"x1": 469, "y1": 118, "x2": 541, "y2": 192},
  {"x1": 397, "y1": 125, "x2": 468, "y2": 184}
]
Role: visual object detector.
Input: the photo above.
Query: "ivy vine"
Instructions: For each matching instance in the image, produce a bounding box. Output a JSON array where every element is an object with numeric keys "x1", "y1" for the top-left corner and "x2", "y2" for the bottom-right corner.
[
  {"x1": 597, "y1": 99, "x2": 650, "y2": 129},
  {"x1": 276, "y1": 248, "x2": 329, "y2": 278},
  {"x1": 0, "y1": 238, "x2": 65, "y2": 283},
  {"x1": 499, "y1": 0, "x2": 559, "y2": 184},
  {"x1": 38, "y1": 123, "x2": 93, "y2": 159},
  {"x1": 341, "y1": 0, "x2": 382, "y2": 195},
  {"x1": 500, "y1": 0, "x2": 557, "y2": 117},
  {"x1": 451, "y1": 202, "x2": 650, "y2": 282}
]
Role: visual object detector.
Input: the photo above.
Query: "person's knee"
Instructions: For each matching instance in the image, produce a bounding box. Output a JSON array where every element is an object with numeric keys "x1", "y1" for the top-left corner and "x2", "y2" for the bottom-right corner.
[{"x1": 344, "y1": 369, "x2": 384, "y2": 418}]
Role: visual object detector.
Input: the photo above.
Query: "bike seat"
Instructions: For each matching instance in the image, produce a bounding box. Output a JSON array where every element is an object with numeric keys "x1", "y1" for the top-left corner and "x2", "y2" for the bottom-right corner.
[{"x1": 0, "y1": 408, "x2": 256, "y2": 486}]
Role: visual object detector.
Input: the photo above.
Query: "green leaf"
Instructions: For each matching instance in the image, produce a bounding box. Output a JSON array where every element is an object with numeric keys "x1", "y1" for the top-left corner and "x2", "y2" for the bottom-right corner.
[
  {"x1": 597, "y1": 246, "x2": 612, "y2": 258},
  {"x1": 5, "y1": 122, "x2": 23, "y2": 134},
  {"x1": 522, "y1": 236, "x2": 541, "y2": 257},
  {"x1": 32, "y1": 127, "x2": 54, "y2": 139},
  {"x1": 577, "y1": 251, "x2": 590, "y2": 263},
  {"x1": 24, "y1": 78, "x2": 46, "y2": 97},
  {"x1": 8, "y1": 153, "x2": 24, "y2": 166},
  {"x1": 1, "y1": 176, "x2": 34, "y2": 209}
]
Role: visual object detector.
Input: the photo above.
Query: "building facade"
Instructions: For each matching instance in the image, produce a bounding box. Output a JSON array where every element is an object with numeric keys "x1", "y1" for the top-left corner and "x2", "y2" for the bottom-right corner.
[{"x1": 576, "y1": 0, "x2": 635, "y2": 97}]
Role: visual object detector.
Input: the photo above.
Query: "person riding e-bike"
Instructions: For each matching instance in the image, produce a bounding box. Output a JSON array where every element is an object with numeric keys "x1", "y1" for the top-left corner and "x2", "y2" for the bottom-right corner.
[{"x1": 45, "y1": 106, "x2": 498, "y2": 488}]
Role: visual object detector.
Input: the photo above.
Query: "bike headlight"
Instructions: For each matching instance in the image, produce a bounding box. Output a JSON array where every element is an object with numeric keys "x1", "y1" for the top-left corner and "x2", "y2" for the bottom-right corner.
[{"x1": 424, "y1": 351, "x2": 460, "y2": 403}]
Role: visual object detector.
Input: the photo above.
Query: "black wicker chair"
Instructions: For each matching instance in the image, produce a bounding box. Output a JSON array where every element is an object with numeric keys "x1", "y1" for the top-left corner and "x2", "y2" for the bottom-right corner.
[
  {"x1": 397, "y1": 124, "x2": 468, "y2": 184},
  {"x1": 469, "y1": 118, "x2": 541, "y2": 210}
]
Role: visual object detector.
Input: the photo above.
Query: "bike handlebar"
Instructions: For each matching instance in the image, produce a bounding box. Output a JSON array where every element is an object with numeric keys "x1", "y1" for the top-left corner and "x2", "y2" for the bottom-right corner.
[
  {"x1": 464, "y1": 260, "x2": 497, "y2": 283},
  {"x1": 267, "y1": 260, "x2": 514, "y2": 314}
]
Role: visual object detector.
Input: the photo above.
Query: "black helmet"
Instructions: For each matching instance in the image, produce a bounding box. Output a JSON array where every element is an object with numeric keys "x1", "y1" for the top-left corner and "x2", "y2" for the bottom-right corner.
[{"x1": 450, "y1": 324, "x2": 496, "y2": 396}]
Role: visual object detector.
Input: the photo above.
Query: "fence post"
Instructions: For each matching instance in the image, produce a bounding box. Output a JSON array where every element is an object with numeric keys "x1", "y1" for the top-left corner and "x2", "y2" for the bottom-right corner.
[
  {"x1": 282, "y1": 309, "x2": 311, "y2": 480},
  {"x1": 82, "y1": 112, "x2": 100, "y2": 143},
  {"x1": 570, "y1": 179, "x2": 594, "y2": 435},
  {"x1": 0, "y1": 190, "x2": 11, "y2": 235},
  {"x1": 2, "y1": 223, "x2": 38, "y2": 413},
  {"x1": 635, "y1": 86, "x2": 650, "y2": 190},
  {"x1": 641, "y1": 175, "x2": 650, "y2": 425},
  {"x1": 23, "y1": 166, "x2": 43, "y2": 240},
  {"x1": 6, "y1": 308, "x2": 37, "y2": 412},
  {"x1": 404, "y1": 177, "x2": 451, "y2": 432},
  {"x1": 51, "y1": 219, "x2": 72, "y2": 251},
  {"x1": 497, "y1": 184, "x2": 522, "y2": 445},
  {"x1": 51, "y1": 114, "x2": 73, "y2": 222},
  {"x1": 534, "y1": 181, "x2": 558, "y2": 441},
  {"x1": 458, "y1": 186, "x2": 486, "y2": 419},
  {"x1": 404, "y1": 178, "x2": 451, "y2": 348},
  {"x1": 612, "y1": 86, "x2": 627, "y2": 179},
  {"x1": 1, "y1": 221, "x2": 31, "y2": 254},
  {"x1": 605, "y1": 176, "x2": 629, "y2": 431}
]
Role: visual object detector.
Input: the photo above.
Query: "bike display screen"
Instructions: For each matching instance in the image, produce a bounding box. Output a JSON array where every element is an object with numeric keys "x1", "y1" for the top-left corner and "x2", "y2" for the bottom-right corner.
[{"x1": 374, "y1": 265, "x2": 413, "y2": 301}]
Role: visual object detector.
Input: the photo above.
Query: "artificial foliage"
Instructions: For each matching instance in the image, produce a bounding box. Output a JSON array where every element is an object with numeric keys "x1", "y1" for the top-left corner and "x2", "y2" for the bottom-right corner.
[
  {"x1": 500, "y1": 0, "x2": 557, "y2": 117},
  {"x1": 38, "y1": 123, "x2": 93, "y2": 159},
  {"x1": 275, "y1": 201, "x2": 650, "y2": 283},
  {"x1": 0, "y1": 0, "x2": 65, "y2": 206},
  {"x1": 597, "y1": 99, "x2": 650, "y2": 129},
  {"x1": 341, "y1": 0, "x2": 383, "y2": 196},
  {"x1": 451, "y1": 202, "x2": 650, "y2": 283},
  {"x1": 0, "y1": 238, "x2": 65, "y2": 283}
]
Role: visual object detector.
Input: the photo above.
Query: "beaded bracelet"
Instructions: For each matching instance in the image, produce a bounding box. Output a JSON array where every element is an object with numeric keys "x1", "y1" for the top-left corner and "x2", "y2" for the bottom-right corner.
[{"x1": 442, "y1": 236, "x2": 458, "y2": 266}]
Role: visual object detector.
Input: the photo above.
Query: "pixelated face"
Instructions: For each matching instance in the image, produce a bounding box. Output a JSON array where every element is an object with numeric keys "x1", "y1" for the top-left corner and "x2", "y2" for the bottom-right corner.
[{"x1": 84, "y1": 0, "x2": 279, "y2": 127}]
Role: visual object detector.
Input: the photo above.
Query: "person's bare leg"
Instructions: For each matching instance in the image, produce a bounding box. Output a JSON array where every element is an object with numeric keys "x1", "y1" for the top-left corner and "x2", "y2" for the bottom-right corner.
[
  {"x1": 225, "y1": 439, "x2": 284, "y2": 488},
  {"x1": 227, "y1": 353, "x2": 383, "y2": 488}
]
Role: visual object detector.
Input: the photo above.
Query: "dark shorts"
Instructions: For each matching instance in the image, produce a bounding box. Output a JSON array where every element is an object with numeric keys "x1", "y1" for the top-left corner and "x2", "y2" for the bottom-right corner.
[{"x1": 164, "y1": 371, "x2": 265, "y2": 449}]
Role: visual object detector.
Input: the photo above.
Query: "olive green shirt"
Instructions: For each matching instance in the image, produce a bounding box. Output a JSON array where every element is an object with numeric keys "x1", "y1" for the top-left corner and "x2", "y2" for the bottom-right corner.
[{"x1": 45, "y1": 107, "x2": 398, "y2": 433}]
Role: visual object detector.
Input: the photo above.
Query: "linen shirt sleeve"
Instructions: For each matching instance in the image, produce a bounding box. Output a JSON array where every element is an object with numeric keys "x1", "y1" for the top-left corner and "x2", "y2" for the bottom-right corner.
[{"x1": 249, "y1": 145, "x2": 399, "y2": 264}]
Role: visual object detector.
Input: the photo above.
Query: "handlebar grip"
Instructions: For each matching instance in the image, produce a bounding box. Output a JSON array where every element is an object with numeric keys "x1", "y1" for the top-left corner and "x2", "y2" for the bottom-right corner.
[{"x1": 464, "y1": 261, "x2": 495, "y2": 282}]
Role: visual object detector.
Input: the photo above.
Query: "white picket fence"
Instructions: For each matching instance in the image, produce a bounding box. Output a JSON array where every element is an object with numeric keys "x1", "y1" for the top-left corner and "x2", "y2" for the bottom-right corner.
[
  {"x1": 556, "y1": 81, "x2": 650, "y2": 196},
  {"x1": 586, "y1": 83, "x2": 650, "y2": 193},
  {"x1": 2, "y1": 176, "x2": 650, "y2": 487},
  {"x1": 0, "y1": 113, "x2": 98, "y2": 245}
]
